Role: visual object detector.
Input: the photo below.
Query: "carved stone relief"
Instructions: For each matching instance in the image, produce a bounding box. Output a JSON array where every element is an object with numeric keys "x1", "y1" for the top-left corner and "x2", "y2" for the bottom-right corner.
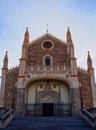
[{"x1": 36, "y1": 83, "x2": 60, "y2": 103}]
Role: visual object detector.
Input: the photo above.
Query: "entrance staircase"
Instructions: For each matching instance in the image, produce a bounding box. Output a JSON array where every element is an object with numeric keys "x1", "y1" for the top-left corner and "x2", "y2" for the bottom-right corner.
[{"x1": 0, "y1": 116, "x2": 95, "y2": 130}]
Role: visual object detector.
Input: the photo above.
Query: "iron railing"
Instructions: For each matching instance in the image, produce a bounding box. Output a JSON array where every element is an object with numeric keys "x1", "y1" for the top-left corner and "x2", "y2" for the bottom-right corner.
[{"x1": 25, "y1": 103, "x2": 72, "y2": 116}]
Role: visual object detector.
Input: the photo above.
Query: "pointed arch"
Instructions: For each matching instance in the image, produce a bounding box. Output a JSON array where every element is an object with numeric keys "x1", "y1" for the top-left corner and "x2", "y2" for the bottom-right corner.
[{"x1": 43, "y1": 54, "x2": 53, "y2": 66}]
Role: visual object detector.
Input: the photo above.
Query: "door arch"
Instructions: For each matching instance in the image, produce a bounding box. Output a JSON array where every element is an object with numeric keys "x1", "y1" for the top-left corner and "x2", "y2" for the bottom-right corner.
[
  {"x1": 24, "y1": 77, "x2": 73, "y2": 116},
  {"x1": 37, "y1": 90, "x2": 60, "y2": 103}
]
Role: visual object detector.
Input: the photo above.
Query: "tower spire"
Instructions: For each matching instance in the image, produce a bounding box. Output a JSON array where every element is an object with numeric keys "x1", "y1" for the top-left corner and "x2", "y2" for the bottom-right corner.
[
  {"x1": 24, "y1": 27, "x2": 29, "y2": 43},
  {"x1": 87, "y1": 51, "x2": 96, "y2": 107},
  {"x1": 66, "y1": 27, "x2": 72, "y2": 43},
  {"x1": 87, "y1": 51, "x2": 93, "y2": 71},
  {"x1": 3, "y1": 51, "x2": 8, "y2": 70},
  {"x1": 66, "y1": 27, "x2": 74, "y2": 57}
]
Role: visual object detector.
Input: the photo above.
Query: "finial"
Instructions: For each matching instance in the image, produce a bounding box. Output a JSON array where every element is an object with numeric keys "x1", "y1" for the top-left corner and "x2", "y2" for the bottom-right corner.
[
  {"x1": 6, "y1": 51, "x2": 8, "y2": 55},
  {"x1": 87, "y1": 51, "x2": 93, "y2": 71},
  {"x1": 67, "y1": 26, "x2": 69, "y2": 31},
  {"x1": 88, "y1": 51, "x2": 89, "y2": 54},
  {"x1": 87, "y1": 51, "x2": 91, "y2": 60},
  {"x1": 3, "y1": 51, "x2": 8, "y2": 69},
  {"x1": 47, "y1": 24, "x2": 49, "y2": 33},
  {"x1": 66, "y1": 26, "x2": 72, "y2": 44},
  {"x1": 24, "y1": 27, "x2": 29, "y2": 43},
  {"x1": 5, "y1": 51, "x2": 8, "y2": 58},
  {"x1": 26, "y1": 27, "x2": 28, "y2": 31},
  {"x1": 87, "y1": 51, "x2": 91, "y2": 58}
]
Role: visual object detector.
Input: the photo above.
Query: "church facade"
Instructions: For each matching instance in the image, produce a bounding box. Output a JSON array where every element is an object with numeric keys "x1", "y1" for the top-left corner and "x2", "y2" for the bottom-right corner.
[{"x1": 0, "y1": 27, "x2": 96, "y2": 116}]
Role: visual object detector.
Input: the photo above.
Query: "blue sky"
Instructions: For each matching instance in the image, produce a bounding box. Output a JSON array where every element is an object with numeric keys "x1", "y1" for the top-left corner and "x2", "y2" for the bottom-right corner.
[{"x1": 0, "y1": 0, "x2": 96, "y2": 77}]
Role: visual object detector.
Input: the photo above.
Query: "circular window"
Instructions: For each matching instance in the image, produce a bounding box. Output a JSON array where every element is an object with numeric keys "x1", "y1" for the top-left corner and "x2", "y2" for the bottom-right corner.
[{"x1": 42, "y1": 41, "x2": 53, "y2": 49}]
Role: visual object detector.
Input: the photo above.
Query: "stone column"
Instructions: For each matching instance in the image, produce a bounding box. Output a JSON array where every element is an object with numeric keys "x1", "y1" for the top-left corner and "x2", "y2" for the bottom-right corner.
[
  {"x1": 16, "y1": 88, "x2": 25, "y2": 116},
  {"x1": 71, "y1": 88, "x2": 81, "y2": 115}
]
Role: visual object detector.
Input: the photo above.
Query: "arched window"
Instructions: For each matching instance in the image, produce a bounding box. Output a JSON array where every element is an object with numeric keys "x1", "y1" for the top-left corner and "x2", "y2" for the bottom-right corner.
[
  {"x1": 43, "y1": 55, "x2": 52, "y2": 66},
  {"x1": 45, "y1": 57, "x2": 51, "y2": 66}
]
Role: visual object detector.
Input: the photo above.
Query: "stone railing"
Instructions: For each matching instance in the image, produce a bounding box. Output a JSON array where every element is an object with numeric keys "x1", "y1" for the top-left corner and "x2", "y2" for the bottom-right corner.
[
  {"x1": 0, "y1": 108, "x2": 6, "y2": 117},
  {"x1": 81, "y1": 108, "x2": 96, "y2": 128},
  {"x1": 26, "y1": 65, "x2": 70, "y2": 74},
  {"x1": 0, "y1": 108, "x2": 14, "y2": 128}
]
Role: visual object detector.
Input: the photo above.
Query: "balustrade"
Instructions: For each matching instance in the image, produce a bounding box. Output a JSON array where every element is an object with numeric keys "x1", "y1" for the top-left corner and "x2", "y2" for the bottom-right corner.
[{"x1": 26, "y1": 65, "x2": 70, "y2": 74}]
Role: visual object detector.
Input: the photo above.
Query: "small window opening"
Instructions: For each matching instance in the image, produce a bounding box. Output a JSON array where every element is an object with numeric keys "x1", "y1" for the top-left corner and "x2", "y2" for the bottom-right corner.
[{"x1": 45, "y1": 57, "x2": 51, "y2": 66}]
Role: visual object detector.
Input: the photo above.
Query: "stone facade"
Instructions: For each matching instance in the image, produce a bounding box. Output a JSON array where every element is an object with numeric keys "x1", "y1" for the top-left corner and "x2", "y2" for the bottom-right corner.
[
  {"x1": 27, "y1": 35, "x2": 69, "y2": 66},
  {"x1": 1, "y1": 67, "x2": 19, "y2": 110},
  {"x1": 0, "y1": 27, "x2": 96, "y2": 116},
  {"x1": 78, "y1": 69, "x2": 93, "y2": 108}
]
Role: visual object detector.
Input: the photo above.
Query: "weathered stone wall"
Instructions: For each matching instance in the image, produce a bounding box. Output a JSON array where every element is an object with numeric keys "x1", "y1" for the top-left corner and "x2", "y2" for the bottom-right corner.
[
  {"x1": 3, "y1": 67, "x2": 19, "y2": 110},
  {"x1": 78, "y1": 70, "x2": 93, "y2": 109}
]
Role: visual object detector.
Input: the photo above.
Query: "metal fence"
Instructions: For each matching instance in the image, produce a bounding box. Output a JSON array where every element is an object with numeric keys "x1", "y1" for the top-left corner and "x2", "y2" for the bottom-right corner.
[{"x1": 25, "y1": 103, "x2": 72, "y2": 116}]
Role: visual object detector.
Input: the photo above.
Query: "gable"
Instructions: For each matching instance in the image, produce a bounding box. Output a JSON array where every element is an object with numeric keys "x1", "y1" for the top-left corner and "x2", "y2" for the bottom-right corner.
[{"x1": 27, "y1": 34, "x2": 69, "y2": 66}]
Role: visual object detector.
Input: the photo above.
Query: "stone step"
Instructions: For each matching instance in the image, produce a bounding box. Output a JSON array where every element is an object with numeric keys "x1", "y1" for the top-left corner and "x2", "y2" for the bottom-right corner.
[{"x1": 0, "y1": 116, "x2": 95, "y2": 130}]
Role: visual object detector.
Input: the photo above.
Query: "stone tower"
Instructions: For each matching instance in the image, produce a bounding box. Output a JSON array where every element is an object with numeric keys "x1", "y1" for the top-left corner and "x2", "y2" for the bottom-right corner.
[
  {"x1": 0, "y1": 51, "x2": 8, "y2": 106},
  {"x1": 16, "y1": 27, "x2": 29, "y2": 115},
  {"x1": 66, "y1": 27, "x2": 81, "y2": 114},
  {"x1": 87, "y1": 51, "x2": 96, "y2": 107}
]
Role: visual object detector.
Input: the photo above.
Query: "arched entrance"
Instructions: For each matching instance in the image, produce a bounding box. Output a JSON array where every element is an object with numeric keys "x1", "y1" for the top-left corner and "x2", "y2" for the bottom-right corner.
[
  {"x1": 24, "y1": 77, "x2": 72, "y2": 116},
  {"x1": 36, "y1": 82, "x2": 60, "y2": 116}
]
